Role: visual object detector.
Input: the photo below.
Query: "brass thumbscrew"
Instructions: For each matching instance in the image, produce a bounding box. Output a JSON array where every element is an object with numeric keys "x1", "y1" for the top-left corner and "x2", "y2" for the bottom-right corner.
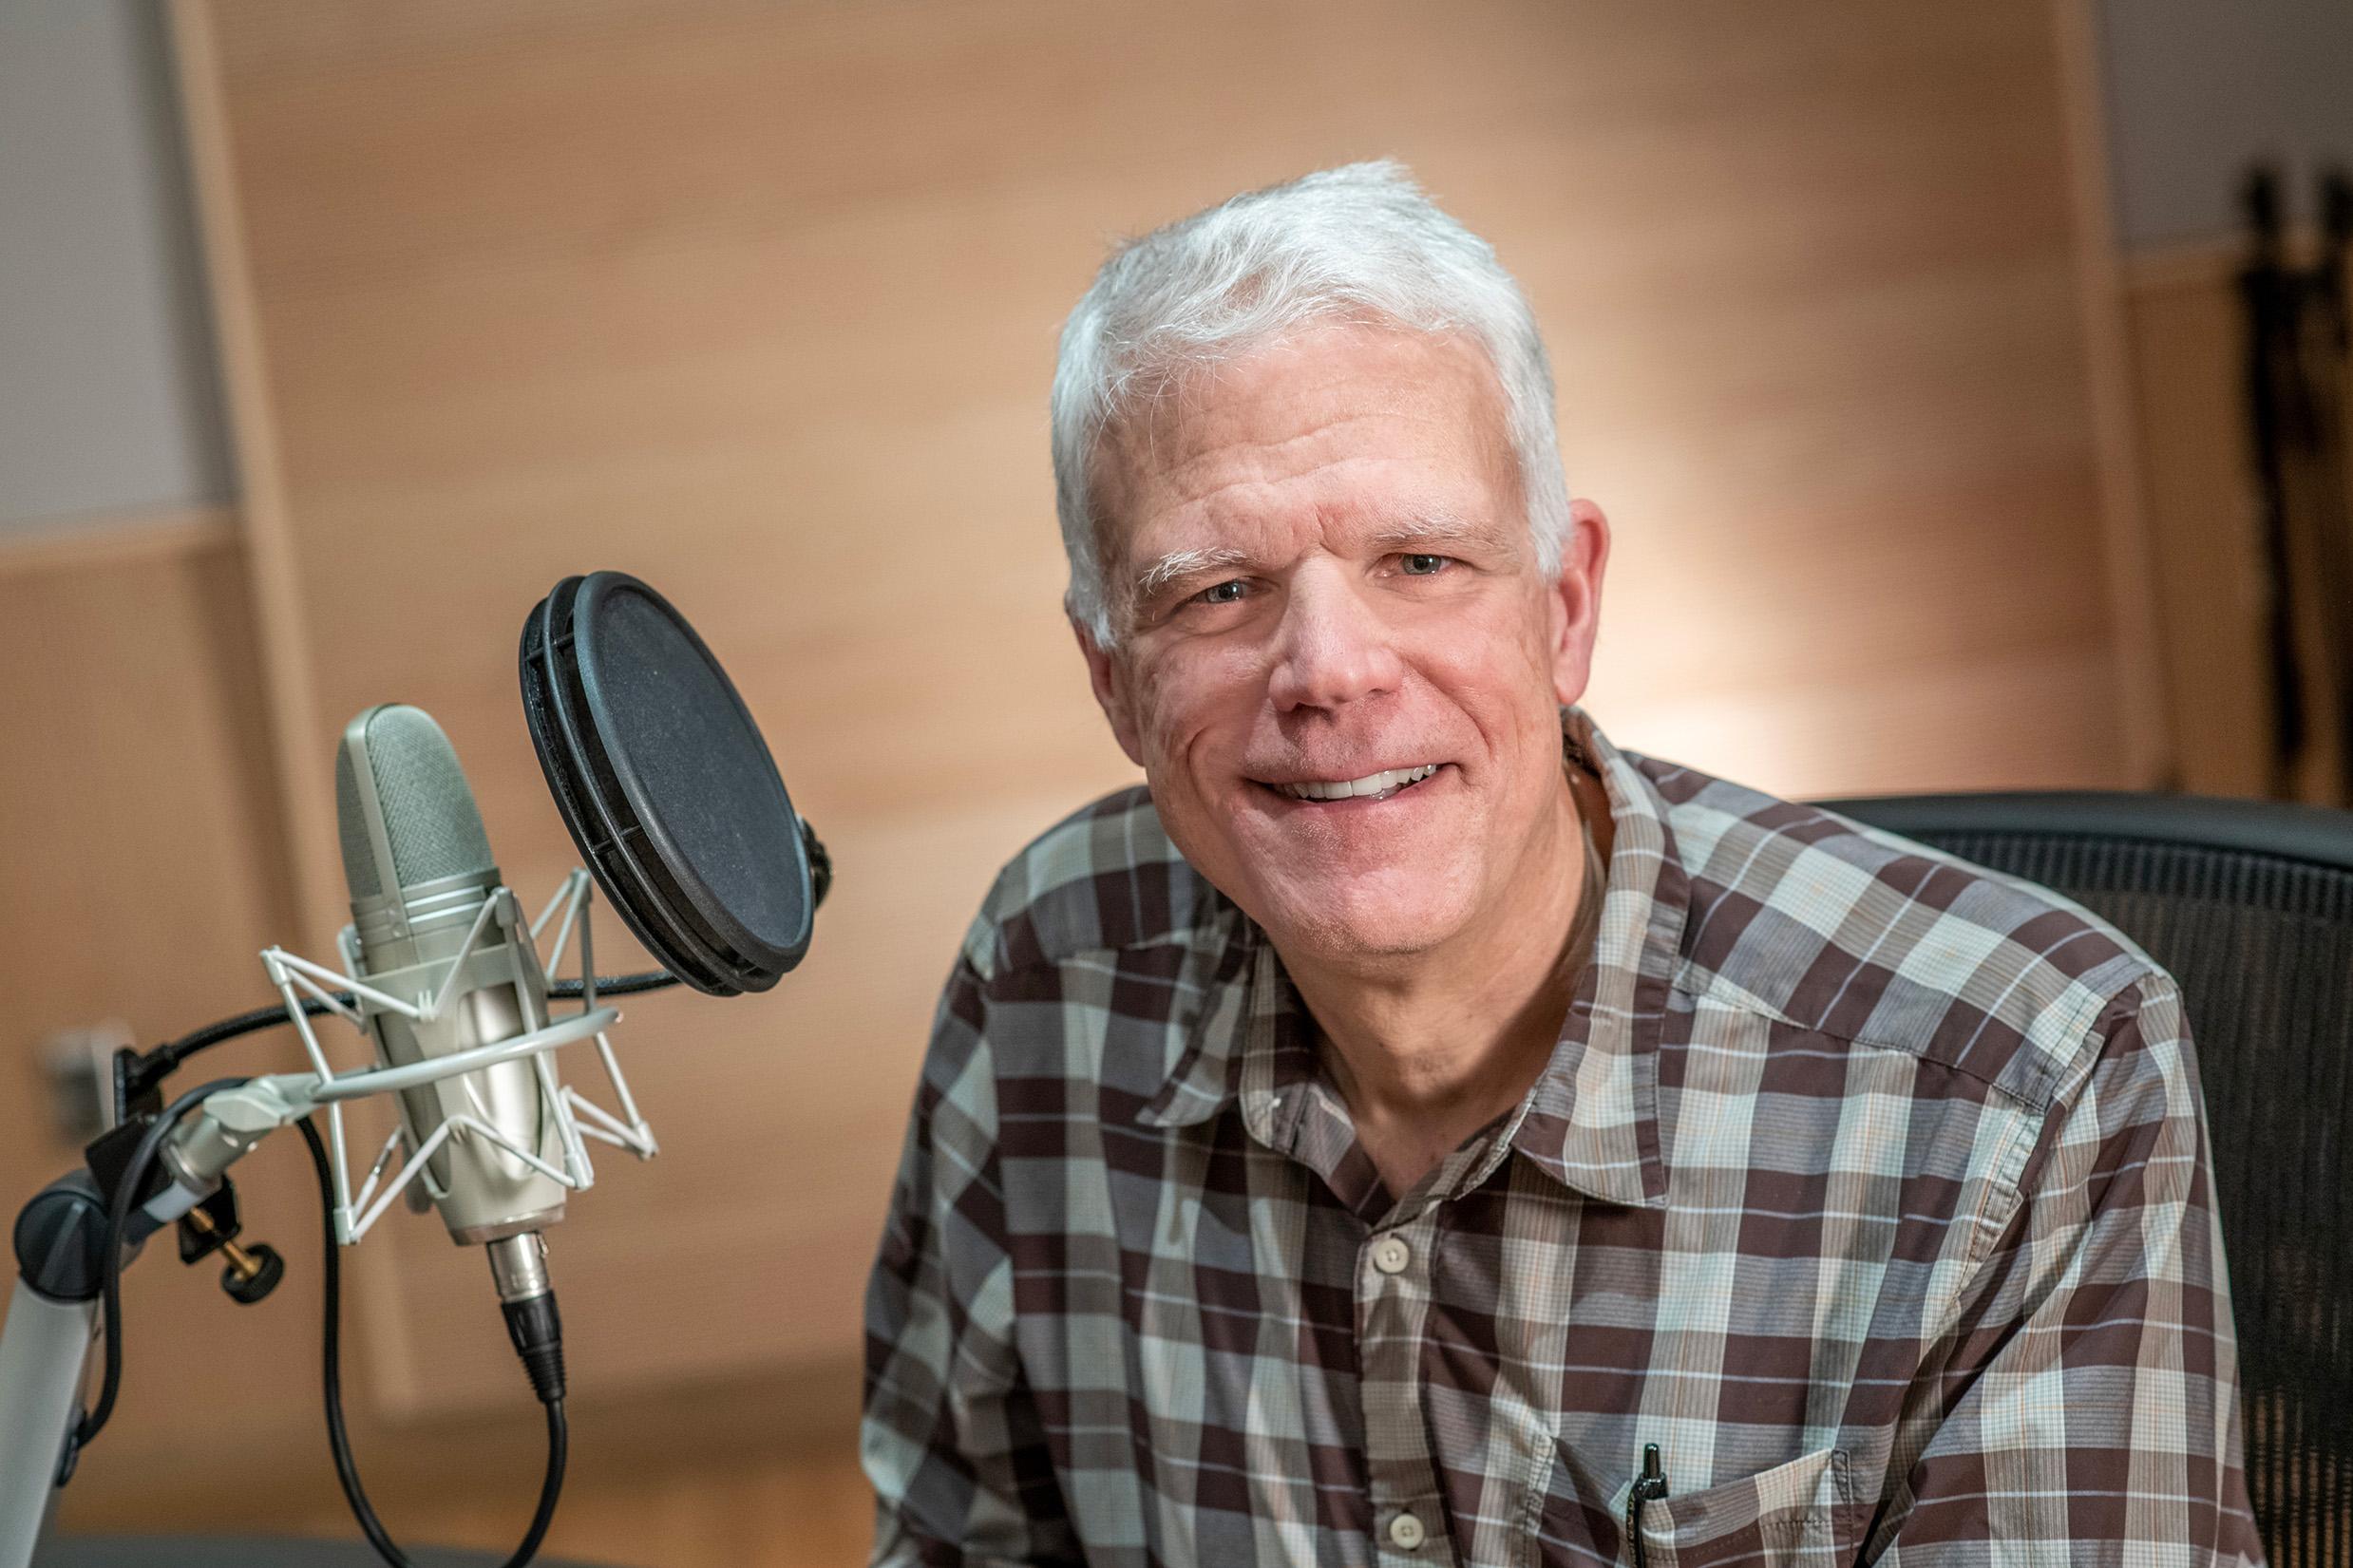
[{"x1": 184, "y1": 1203, "x2": 285, "y2": 1305}]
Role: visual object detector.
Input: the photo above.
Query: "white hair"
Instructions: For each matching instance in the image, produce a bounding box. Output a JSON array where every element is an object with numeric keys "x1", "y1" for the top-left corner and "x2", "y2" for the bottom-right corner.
[{"x1": 1050, "y1": 160, "x2": 1571, "y2": 646}]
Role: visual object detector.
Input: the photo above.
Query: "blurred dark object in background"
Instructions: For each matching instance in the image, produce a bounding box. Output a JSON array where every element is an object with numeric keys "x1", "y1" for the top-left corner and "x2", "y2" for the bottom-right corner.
[{"x1": 2240, "y1": 162, "x2": 2353, "y2": 803}]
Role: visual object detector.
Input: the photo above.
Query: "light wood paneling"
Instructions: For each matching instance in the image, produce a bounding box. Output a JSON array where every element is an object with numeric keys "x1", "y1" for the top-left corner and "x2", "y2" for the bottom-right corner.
[
  {"x1": 170, "y1": 0, "x2": 2139, "y2": 1437},
  {"x1": 170, "y1": 0, "x2": 342, "y2": 959},
  {"x1": 2052, "y1": 0, "x2": 2171, "y2": 786},
  {"x1": 0, "y1": 511, "x2": 288, "y2": 1051},
  {"x1": 2120, "y1": 249, "x2": 2274, "y2": 799},
  {"x1": 0, "y1": 510, "x2": 325, "y2": 1524}
]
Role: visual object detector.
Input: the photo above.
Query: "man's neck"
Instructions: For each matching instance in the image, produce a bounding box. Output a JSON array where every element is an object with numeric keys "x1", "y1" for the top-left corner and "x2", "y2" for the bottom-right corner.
[{"x1": 1278, "y1": 765, "x2": 1611, "y2": 1200}]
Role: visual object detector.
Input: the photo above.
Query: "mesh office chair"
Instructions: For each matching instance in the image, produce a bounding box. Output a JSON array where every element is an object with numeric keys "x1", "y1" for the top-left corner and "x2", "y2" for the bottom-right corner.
[{"x1": 1816, "y1": 789, "x2": 2353, "y2": 1568}]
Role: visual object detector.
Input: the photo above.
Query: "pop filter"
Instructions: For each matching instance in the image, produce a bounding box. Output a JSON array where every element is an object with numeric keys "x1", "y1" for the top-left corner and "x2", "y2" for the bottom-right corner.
[{"x1": 520, "y1": 572, "x2": 825, "y2": 995}]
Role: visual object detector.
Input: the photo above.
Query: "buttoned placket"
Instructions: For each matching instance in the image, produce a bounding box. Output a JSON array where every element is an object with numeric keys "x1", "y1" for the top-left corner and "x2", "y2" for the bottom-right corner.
[
  {"x1": 1357, "y1": 1202, "x2": 1453, "y2": 1566},
  {"x1": 1243, "y1": 959, "x2": 1601, "y2": 1567},
  {"x1": 1257, "y1": 1064, "x2": 1463, "y2": 1563},
  {"x1": 1349, "y1": 1106, "x2": 1537, "y2": 1568}
]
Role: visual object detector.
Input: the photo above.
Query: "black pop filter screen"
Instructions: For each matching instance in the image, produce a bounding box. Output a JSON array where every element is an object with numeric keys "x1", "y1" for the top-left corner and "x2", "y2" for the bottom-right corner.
[{"x1": 521, "y1": 572, "x2": 819, "y2": 995}]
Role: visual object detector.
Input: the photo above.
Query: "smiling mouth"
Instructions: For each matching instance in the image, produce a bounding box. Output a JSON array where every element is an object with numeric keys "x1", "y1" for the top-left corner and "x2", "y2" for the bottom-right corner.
[{"x1": 1259, "y1": 763, "x2": 1442, "y2": 803}]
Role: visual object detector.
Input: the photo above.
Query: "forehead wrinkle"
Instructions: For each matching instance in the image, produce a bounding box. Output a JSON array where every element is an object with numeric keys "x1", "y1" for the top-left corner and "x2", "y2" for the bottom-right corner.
[{"x1": 1140, "y1": 406, "x2": 1431, "y2": 505}]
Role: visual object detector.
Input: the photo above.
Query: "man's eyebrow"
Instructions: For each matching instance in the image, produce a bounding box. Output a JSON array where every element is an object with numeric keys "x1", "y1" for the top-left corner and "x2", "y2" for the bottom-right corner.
[
  {"x1": 1363, "y1": 512, "x2": 1511, "y2": 553},
  {"x1": 1129, "y1": 546, "x2": 1252, "y2": 610}
]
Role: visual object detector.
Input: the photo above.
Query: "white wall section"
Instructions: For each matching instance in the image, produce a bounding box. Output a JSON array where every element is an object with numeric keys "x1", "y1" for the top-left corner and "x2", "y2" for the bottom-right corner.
[{"x1": 0, "y1": 0, "x2": 230, "y2": 529}]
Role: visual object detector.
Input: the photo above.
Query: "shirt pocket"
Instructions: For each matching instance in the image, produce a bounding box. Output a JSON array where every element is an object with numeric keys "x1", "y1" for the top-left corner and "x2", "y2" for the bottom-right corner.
[{"x1": 1618, "y1": 1445, "x2": 1864, "y2": 1568}]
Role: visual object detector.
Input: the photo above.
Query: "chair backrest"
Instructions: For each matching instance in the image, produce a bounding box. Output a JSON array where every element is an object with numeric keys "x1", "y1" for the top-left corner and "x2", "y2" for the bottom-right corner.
[{"x1": 1816, "y1": 790, "x2": 2353, "y2": 1568}]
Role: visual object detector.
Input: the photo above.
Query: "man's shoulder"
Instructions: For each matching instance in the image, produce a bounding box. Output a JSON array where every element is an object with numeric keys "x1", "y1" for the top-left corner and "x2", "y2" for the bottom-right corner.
[
  {"x1": 1639, "y1": 753, "x2": 2166, "y2": 1111},
  {"x1": 957, "y1": 783, "x2": 1231, "y2": 983}
]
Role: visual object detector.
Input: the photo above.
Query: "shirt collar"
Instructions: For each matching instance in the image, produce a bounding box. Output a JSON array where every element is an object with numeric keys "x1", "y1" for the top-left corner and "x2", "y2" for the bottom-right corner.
[{"x1": 1137, "y1": 707, "x2": 1680, "y2": 1211}]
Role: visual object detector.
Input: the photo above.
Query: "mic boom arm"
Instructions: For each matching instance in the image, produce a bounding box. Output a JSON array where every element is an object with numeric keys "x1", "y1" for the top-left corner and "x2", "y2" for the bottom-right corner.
[{"x1": 0, "y1": 868, "x2": 656, "y2": 1568}]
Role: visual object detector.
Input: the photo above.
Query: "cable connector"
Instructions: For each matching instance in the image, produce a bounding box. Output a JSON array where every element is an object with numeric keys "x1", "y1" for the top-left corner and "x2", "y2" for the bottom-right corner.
[
  {"x1": 502, "y1": 1292, "x2": 566, "y2": 1406},
  {"x1": 487, "y1": 1231, "x2": 566, "y2": 1406}
]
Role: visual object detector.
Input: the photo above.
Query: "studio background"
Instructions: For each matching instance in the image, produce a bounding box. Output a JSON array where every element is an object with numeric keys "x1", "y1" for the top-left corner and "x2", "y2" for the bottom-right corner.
[{"x1": 3, "y1": 1, "x2": 2345, "y2": 1560}]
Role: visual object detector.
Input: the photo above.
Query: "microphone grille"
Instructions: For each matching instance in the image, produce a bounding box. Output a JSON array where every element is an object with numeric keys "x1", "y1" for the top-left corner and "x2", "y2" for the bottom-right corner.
[
  {"x1": 335, "y1": 745, "x2": 380, "y2": 897},
  {"x1": 337, "y1": 706, "x2": 497, "y2": 895}
]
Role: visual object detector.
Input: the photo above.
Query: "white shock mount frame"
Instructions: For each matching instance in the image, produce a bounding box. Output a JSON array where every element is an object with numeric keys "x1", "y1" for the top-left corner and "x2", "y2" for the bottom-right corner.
[
  {"x1": 0, "y1": 870, "x2": 666, "y2": 1568},
  {"x1": 254, "y1": 868, "x2": 659, "y2": 1246}
]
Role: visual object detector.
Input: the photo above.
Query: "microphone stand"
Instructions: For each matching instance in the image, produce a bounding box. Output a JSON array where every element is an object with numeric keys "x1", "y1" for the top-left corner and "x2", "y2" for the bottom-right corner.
[{"x1": 0, "y1": 870, "x2": 656, "y2": 1567}]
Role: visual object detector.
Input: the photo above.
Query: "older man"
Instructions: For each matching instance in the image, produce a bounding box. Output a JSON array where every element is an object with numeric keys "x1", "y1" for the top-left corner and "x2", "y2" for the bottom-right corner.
[{"x1": 862, "y1": 162, "x2": 2261, "y2": 1567}]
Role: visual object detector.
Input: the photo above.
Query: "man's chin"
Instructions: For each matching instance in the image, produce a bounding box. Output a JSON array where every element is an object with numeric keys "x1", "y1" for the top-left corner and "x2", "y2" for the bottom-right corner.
[
  {"x1": 1247, "y1": 879, "x2": 1476, "y2": 970},
  {"x1": 1160, "y1": 800, "x2": 1482, "y2": 961}
]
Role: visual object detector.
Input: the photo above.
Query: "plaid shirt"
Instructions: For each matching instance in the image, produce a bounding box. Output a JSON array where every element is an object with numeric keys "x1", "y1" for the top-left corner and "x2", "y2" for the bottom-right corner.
[{"x1": 863, "y1": 708, "x2": 2262, "y2": 1567}]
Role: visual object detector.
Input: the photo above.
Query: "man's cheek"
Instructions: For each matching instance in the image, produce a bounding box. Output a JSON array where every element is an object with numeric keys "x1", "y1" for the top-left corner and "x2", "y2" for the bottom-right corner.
[{"x1": 1139, "y1": 679, "x2": 1205, "y2": 771}]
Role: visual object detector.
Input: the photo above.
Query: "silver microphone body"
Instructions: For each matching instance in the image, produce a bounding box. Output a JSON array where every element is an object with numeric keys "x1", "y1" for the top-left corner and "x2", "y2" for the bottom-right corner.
[{"x1": 335, "y1": 705, "x2": 566, "y2": 1251}]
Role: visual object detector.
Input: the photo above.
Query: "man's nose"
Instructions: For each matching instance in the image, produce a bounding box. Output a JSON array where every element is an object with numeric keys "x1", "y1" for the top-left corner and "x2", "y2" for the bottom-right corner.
[{"x1": 1265, "y1": 570, "x2": 1405, "y2": 712}]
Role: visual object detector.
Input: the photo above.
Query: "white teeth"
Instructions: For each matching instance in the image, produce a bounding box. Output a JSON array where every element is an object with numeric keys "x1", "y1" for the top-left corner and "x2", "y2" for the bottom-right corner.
[{"x1": 1275, "y1": 764, "x2": 1438, "y2": 802}]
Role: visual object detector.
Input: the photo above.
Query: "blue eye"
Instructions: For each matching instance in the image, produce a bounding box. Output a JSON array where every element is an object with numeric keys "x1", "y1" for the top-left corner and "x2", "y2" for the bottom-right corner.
[
  {"x1": 1401, "y1": 554, "x2": 1451, "y2": 576},
  {"x1": 1199, "y1": 579, "x2": 1248, "y2": 605}
]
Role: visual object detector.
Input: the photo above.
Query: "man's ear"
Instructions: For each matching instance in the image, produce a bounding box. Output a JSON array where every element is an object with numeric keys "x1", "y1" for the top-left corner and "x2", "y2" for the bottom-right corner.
[
  {"x1": 1072, "y1": 614, "x2": 1148, "y2": 766},
  {"x1": 1547, "y1": 498, "x2": 1611, "y2": 707}
]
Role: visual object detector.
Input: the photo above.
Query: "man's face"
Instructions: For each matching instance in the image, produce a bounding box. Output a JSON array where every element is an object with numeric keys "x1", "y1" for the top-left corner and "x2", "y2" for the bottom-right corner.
[{"x1": 1077, "y1": 321, "x2": 1608, "y2": 968}]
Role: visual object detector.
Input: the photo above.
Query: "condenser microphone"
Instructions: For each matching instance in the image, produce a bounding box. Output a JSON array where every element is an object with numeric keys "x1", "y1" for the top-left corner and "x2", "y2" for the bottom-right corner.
[{"x1": 334, "y1": 704, "x2": 565, "y2": 1313}]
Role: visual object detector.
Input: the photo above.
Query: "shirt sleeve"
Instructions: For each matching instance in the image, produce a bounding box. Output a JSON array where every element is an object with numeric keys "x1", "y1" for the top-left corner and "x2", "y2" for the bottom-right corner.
[
  {"x1": 1868, "y1": 973, "x2": 2268, "y2": 1566},
  {"x1": 863, "y1": 953, "x2": 1082, "y2": 1568}
]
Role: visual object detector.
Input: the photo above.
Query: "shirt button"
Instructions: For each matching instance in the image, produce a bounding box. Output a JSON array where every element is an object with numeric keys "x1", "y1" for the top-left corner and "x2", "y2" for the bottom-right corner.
[
  {"x1": 1372, "y1": 1235, "x2": 1412, "y2": 1275},
  {"x1": 1388, "y1": 1510, "x2": 1426, "y2": 1550}
]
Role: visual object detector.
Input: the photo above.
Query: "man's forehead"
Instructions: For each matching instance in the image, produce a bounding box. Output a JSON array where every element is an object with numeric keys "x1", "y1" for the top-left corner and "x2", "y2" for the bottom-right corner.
[
  {"x1": 1095, "y1": 323, "x2": 1517, "y2": 564},
  {"x1": 1108, "y1": 323, "x2": 1499, "y2": 459}
]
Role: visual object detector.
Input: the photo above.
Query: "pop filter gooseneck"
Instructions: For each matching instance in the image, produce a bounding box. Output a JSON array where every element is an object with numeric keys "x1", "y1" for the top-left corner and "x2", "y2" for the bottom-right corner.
[{"x1": 520, "y1": 572, "x2": 826, "y2": 995}]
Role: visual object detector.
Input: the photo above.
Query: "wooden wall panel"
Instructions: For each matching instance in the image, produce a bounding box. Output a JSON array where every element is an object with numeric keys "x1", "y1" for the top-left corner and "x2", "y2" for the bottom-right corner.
[
  {"x1": 0, "y1": 512, "x2": 332, "y2": 1526},
  {"x1": 2121, "y1": 253, "x2": 2275, "y2": 799},
  {"x1": 171, "y1": 0, "x2": 2139, "y2": 1443}
]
